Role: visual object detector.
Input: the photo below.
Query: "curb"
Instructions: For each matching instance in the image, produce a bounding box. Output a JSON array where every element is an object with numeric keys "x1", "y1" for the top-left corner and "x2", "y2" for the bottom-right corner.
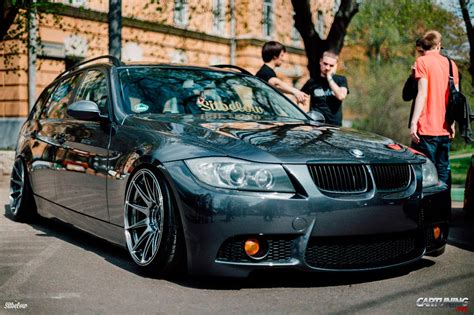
[{"x1": 0, "y1": 151, "x2": 15, "y2": 176}]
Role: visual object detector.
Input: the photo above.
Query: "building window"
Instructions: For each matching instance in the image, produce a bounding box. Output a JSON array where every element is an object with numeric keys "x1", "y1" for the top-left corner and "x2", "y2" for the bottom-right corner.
[
  {"x1": 291, "y1": 25, "x2": 301, "y2": 45},
  {"x1": 316, "y1": 10, "x2": 324, "y2": 37},
  {"x1": 123, "y1": 42, "x2": 143, "y2": 62},
  {"x1": 263, "y1": 0, "x2": 273, "y2": 38},
  {"x1": 170, "y1": 49, "x2": 187, "y2": 64},
  {"x1": 291, "y1": 10, "x2": 300, "y2": 45},
  {"x1": 213, "y1": 0, "x2": 226, "y2": 34},
  {"x1": 174, "y1": 0, "x2": 189, "y2": 27},
  {"x1": 52, "y1": 0, "x2": 87, "y2": 8}
]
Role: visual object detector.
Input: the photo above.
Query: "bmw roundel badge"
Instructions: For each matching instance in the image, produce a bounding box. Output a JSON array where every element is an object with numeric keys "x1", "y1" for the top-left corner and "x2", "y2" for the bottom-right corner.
[{"x1": 349, "y1": 149, "x2": 365, "y2": 158}]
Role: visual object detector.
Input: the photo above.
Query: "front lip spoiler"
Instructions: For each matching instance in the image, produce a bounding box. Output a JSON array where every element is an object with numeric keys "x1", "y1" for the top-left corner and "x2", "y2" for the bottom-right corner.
[{"x1": 214, "y1": 249, "x2": 426, "y2": 272}]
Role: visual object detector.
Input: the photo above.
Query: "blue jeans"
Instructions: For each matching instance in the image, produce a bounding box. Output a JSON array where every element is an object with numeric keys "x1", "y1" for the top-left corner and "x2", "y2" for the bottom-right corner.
[{"x1": 412, "y1": 136, "x2": 450, "y2": 184}]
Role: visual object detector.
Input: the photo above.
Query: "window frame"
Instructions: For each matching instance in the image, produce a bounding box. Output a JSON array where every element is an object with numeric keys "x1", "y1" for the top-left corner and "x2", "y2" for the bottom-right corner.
[
  {"x1": 29, "y1": 83, "x2": 58, "y2": 120},
  {"x1": 173, "y1": 0, "x2": 189, "y2": 27},
  {"x1": 39, "y1": 72, "x2": 82, "y2": 120},
  {"x1": 212, "y1": 0, "x2": 226, "y2": 34},
  {"x1": 73, "y1": 68, "x2": 111, "y2": 117},
  {"x1": 262, "y1": 0, "x2": 273, "y2": 38}
]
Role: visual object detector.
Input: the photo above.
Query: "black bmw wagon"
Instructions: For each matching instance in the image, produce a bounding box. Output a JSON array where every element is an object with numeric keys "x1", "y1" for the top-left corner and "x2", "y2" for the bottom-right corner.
[{"x1": 10, "y1": 56, "x2": 448, "y2": 277}]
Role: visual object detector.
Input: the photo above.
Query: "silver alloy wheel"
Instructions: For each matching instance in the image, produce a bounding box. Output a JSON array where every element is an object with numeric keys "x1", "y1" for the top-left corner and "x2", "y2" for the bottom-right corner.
[
  {"x1": 9, "y1": 159, "x2": 25, "y2": 216},
  {"x1": 124, "y1": 168, "x2": 165, "y2": 266}
]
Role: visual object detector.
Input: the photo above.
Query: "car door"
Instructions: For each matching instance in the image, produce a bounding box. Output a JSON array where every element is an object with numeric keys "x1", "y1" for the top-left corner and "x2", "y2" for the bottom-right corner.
[
  {"x1": 54, "y1": 69, "x2": 112, "y2": 221},
  {"x1": 30, "y1": 75, "x2": 81, "y2": 202}
]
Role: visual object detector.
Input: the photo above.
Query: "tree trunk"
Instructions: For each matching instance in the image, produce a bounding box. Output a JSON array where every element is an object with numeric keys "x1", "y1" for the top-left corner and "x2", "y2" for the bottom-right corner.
[
  {"x1": 108, "y1": 0, "x2": 122, "y2": 60},
  {"x1": 459, "y1": 0, "x2": 474, "y2": 85},
  {"x1": 292, "y1": 0, "x2": 359, "y2": 78},
  {"x1": 0, "y1": 0, "x2": 20, "y2": 41}
]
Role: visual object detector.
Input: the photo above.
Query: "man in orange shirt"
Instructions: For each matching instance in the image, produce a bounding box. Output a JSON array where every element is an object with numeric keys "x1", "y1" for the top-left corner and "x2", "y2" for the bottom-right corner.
[{"x1": 411, "y1": 30, "x2": 459, "y2": 186}]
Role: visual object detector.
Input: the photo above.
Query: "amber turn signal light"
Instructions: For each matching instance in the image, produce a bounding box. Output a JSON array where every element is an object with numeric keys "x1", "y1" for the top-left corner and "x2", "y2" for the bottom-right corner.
[
  {"x1": 244, "y1": 239, "x2": 260, "y2": 257},
  {"x1": 433, "y1": 226, "x2": 441, "y2": 240}
]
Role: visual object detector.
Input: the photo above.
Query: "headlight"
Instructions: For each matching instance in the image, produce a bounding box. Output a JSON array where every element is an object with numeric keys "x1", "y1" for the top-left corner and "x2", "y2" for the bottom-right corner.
[
  {"x1": 185, "y1": 157, "x2": 295, "y2": 192},
  {"x1": 422, "y1": 159, "x2": 438, "y2": 188}
]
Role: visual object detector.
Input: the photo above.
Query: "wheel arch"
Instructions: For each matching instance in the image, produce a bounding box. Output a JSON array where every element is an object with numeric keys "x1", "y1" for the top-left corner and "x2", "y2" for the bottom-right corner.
[{"x1": 124, "y1": 155, "x2": 189, "y2": 268}]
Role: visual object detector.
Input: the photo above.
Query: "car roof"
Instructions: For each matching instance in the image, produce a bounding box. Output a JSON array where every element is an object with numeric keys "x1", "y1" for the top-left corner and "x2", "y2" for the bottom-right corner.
[{"x1": 55, "y1": 56, "x2": 252, "y2": 81}]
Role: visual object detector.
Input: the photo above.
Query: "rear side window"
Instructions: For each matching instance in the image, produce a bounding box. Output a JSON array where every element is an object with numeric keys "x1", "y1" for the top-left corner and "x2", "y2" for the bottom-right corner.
[
  {"x1": 75, "y1": 70, "x2": 109, "y2": 115},
  {"x1": 30, "y1": 84, "x2": 56, "y2": 120},
  {"x1": 40, "y1": 74, "x2": 81, "y2": 119}
]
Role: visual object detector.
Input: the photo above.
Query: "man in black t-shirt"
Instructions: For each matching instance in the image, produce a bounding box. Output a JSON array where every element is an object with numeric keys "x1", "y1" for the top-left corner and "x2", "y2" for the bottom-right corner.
[
  {"x1": 301, "y1": 51, "x2": 349, "y2": 126},
  {"x1": 256, "y1": 41, "x2": 307, "y2": 105}
]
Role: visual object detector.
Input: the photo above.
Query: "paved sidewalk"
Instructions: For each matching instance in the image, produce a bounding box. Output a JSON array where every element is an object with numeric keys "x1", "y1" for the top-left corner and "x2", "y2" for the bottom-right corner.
[
  {"x1": 0, "y1": 151, "x2": 14, "y2": 176},
  {"x1": 450, "y1": 152, "x2": 474, "y2": 159}
]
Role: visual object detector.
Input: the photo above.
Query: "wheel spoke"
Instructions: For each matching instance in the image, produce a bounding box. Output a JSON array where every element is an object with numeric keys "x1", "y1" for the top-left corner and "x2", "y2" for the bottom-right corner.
[
  {"x1": 126, "y1": 218, "x2": 148, "y2": 230},
  {"x1": 10, "y1": 186, "x2": 22, "y2": 194},
  {"x1": 126, "y1": 201, "x2": 149, "y2": 217},
  {"x1": 141, "y1": 232, "x2": 155, "y2": 263},
  {"x1": 132, "y1": 229, "x2": 151, "y2": 252},
  {"x1": 13, "y1": 164, "x2": 22, "y2": 179},
  {"x1": 151, "y1": 228, "x2": 160, "y2": 253},
  {"x1": 11, "y1": 178, "x2": 23, "y2": 186},
  {"x1": 133, "y1": 182, "x2": 152, "y2": 206},
  {"x1": 142, "y1": 174, "x2": 155, "y2": 203},
  {"x1": 9, "y1": 160, "x2": 25, "y2": 215}
]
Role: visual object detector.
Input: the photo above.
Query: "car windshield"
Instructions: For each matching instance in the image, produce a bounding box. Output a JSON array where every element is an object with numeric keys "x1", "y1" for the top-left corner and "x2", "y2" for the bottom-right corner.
[{"x1": 118, "y1": 67, "x2": 307, "y2": 120}]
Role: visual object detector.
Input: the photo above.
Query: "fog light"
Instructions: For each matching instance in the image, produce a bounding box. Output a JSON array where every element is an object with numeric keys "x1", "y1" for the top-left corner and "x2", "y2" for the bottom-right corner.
[
  {"x1": 244, "y1": 239, "x2": 260, "y2": 256},
  {"x1": 433, "y1": 226, "x2": 441, "y2": 240}
]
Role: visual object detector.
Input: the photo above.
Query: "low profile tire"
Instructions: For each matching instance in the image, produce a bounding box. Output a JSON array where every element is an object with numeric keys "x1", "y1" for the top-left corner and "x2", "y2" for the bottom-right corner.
[
  {"x1": 9, "y1": 157, "x2": 37, "y2": 222},
  {"x1": 124, "y1": 167, "x2": 185, "y2": 277}
]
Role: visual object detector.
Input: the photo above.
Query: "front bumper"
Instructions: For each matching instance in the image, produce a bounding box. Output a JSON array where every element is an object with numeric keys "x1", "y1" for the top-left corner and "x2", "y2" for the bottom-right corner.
[
  {"x1": 422, "y1": 183, "x2": 450, "y2": 255},
  {"x1": 164, "y1": 161, "x2": 433, "y2": 277}
]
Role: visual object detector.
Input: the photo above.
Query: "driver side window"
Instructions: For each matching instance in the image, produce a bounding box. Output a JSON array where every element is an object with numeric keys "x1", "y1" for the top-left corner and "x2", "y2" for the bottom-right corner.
[{"x1": 75, "y1": 70, "x2": 109, "y2": 115}]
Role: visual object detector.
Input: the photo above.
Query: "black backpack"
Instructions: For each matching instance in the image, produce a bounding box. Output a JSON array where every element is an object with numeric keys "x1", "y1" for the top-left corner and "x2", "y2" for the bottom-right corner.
[{"x1": 446, "y1": 57, "x2": 473, "y2": 143}]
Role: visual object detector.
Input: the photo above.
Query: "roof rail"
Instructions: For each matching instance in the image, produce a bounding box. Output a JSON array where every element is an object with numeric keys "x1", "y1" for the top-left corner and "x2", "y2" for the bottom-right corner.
[
  {"x1": 210, "y1": 64, "x2": 252, "y2": 76},
  {"x1": 70, "y1": 55, "x2": 123, "y2": 69},
  {"x1": 55, "y1": 55, "x2": 123, "y2": 80}
]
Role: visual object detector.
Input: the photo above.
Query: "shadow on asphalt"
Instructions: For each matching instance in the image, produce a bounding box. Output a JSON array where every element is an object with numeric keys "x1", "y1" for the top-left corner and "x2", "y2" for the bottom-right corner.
[{"x1": 0, "y1": 203, "x2": 469, "y2": 290}]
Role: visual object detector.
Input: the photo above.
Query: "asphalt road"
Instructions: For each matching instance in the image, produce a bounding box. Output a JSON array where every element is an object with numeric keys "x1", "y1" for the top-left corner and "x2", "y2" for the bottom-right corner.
[{"x1": 0, "y1": 174, "x2": 473, "y2": 314}]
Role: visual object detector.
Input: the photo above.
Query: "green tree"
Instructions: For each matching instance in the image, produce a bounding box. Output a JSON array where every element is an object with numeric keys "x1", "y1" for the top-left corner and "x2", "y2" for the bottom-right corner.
[
  {"x1": 349, "y1": 0, "x2": 466, "y2": 62},
  {"x1": 345, "y1": 0, "x2": 468, "y2": 144}
]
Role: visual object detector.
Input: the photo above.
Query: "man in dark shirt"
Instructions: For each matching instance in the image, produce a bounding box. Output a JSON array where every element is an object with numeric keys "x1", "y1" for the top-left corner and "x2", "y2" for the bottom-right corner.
[
  {"x1": 301, "y1": 51, "x2": 349, "y2": 126},
  {"x1": 256, "y1": 41, "x2": 307, "y2": 105}
]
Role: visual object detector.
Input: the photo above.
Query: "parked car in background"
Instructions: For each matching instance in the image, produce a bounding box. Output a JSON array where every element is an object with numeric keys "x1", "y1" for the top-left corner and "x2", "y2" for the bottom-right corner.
[{"x1": 9, "y1": 56, "x2": 448, "y2": 278}]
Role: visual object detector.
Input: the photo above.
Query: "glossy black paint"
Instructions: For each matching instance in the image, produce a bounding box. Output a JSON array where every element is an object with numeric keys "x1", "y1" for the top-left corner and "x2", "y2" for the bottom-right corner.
[{"x1": 14, "y1": 61, "x2": 447, "y2": 277}]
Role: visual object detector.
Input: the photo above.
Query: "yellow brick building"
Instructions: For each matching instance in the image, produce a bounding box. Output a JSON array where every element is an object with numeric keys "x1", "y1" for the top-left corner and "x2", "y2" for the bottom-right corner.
[{"x1": 0, "y1": 0, "x2": 336, "y2": 148}]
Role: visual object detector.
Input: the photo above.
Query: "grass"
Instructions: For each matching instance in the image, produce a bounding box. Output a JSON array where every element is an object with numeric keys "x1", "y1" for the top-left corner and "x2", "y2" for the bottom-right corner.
[{"x1": 450, "y1": 155, "x2": 471, "y2": 186}]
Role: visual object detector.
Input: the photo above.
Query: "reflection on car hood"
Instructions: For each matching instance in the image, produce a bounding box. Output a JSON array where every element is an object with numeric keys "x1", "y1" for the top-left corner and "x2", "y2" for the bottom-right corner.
[{"x1": 124, "y1": 115, "x2": 422, "y2": 164}]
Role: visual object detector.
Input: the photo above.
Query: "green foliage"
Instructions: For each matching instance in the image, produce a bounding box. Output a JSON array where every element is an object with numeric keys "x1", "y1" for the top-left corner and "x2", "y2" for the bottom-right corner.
[
  {"x1": 348, "y1": 0, "x2": 466, "y2": 62},
  {"x1": 450, "y1": 155, "x2": 471, "y2": 185},
  {"x1": 345, "y1": 60, "x2": 413, "y2": 144},
  {"x1": 345, "y1": 59, "x2": 474, "y2": 148},
  {"x1": 344, "y1": 0, "x2": 473, "y2": 149}
]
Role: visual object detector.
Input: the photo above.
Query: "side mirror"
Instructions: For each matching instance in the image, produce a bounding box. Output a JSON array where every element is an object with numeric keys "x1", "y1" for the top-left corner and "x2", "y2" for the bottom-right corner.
[
  {"x1": 307, "y1": 110, "x2": 325, "y2": 123},
  {"x1": 67, "y1": 100, "x2": 106, "y2": 121}
]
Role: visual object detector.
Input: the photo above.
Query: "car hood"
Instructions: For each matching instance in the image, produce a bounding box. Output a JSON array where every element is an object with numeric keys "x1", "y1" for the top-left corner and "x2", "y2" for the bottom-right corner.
[{"x1": 124, "y1": 115, "x2": 422, "y2": 164}]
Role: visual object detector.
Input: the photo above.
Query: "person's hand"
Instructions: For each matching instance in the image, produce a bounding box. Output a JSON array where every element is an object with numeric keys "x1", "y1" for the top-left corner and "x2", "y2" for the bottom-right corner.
[
  {"x1": 327, "y1": 64, "x2": 337, "y2": 80},
  {"x1": 293, "y1": 89, "x2": 308, "y2": 104},
  {"x1": 449, "y1": 122, "x2": 456, "y2": 139},
  {"x1": 410, "y1": 123, "x2": 419, "y2": 144}
]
